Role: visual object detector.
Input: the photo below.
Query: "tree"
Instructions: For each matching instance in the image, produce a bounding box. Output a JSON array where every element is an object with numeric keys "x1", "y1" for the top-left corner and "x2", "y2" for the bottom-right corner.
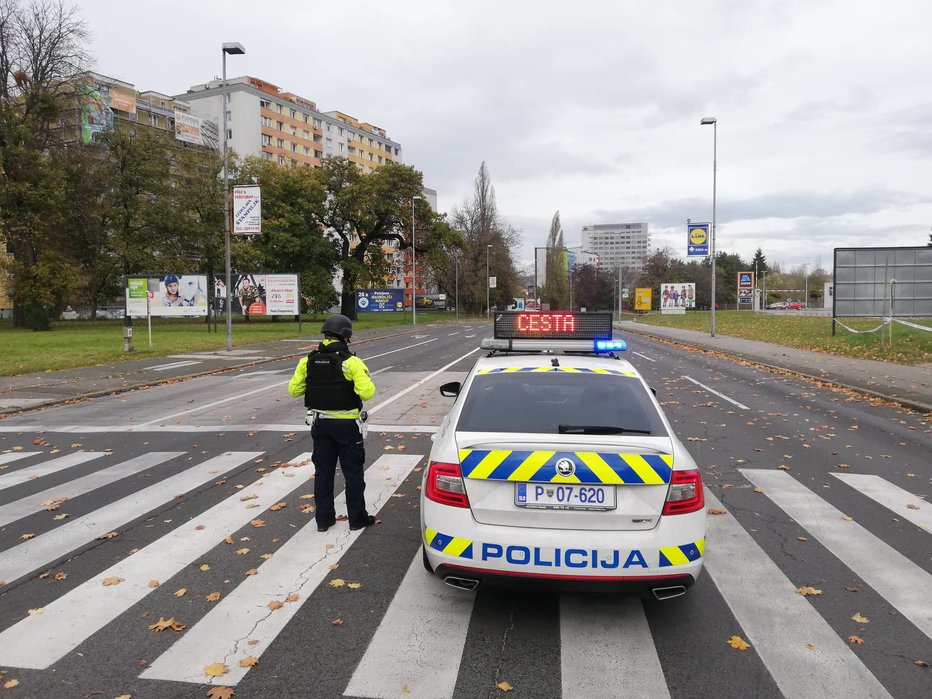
[
  {"x1": 540, "y1": 211, "x2": 568, "y2": 310},
  {"x1": 448, "y1": 162, "x2": 518, "y2": 314},
  {"x1": 751, "y1": 248, "x2": 768, "y2": 274},
  {"x1": 572, "y1": 263, "x2": 615, "y2": 311},
  {"x1": 0, "y1": 0, "x2": 90, "y2": 327}
]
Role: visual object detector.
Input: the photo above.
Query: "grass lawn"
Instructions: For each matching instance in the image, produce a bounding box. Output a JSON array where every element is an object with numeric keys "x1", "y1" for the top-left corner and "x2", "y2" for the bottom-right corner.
[
  {"x1": 0, "y1": 313, "x2": 463, "y2": 377},
  {"x1": 633, "y1": 311, "x2": 932, "y2": 365}
]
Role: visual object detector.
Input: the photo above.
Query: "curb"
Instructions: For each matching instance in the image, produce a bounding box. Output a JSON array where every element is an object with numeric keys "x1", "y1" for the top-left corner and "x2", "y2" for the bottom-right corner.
[{"x1": 620, "y1": 324, "x2": 932, "y2": 414}]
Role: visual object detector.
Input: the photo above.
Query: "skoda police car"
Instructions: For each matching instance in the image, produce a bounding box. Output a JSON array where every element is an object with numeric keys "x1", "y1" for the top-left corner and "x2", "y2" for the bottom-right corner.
[{"x1": 420, "y1": 312, "x2": 706, "y2": 599}]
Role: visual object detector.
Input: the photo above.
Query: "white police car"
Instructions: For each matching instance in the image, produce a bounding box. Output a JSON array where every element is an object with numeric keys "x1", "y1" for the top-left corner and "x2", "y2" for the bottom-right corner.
[{"x1": 420, "y1": 312, "x2": 706, "y2": 599}]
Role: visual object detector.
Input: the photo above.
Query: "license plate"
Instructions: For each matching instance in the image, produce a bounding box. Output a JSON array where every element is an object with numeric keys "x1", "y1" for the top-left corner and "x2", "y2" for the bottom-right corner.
[{"x1": 515, "y1": 483, "x2": 616, "y2": 511}]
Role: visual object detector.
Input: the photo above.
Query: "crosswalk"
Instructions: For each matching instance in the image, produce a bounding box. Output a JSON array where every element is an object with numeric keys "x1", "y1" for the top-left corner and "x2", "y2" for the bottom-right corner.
[{"x1": 0, "y1": 446, "x2": 929, "y2": 697}]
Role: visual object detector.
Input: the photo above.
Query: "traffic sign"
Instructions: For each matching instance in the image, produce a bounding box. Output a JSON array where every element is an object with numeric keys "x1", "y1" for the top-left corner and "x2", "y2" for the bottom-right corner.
[{"x1": 687, "y1": 223, "x2": 710, "y2": 257}]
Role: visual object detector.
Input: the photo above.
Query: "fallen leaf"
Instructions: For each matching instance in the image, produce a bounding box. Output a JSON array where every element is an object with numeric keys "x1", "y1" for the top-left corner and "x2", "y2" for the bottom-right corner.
[
  {"x1": 19, "y1": 533, "x2": 35, "y2": 540},
  {"x1": 299, "y1": 494, "x2": 314, "y2": 500},
  {"x1": 195, "y1": 524, "x2": 206, "y2": 531},
  {"x1": 148, "y1": 616, "x2": 185, "y2": 632},
  {"x1": 806, "y1": 643, "x2": 815, "y2": 651},
  {"x1": 753, "y1": 487, "x2": 764, "y2": 494},
  {"x1": 206, "y1": 592, "x2": 221, "y2": 602},
  {"x1": 37, "y1": 571, "x2": 51, "y2": 579},
  {"x1": 175, "y1": 587, "x2": 187, "y2": 597},
  {"x1": 329, "y1": 578, "x2": 346, "y2": 588},
  {"x1": 204, "y1": 662, "x2": 229, "y2": 678},
  {"x1": 240, "y1": 494, "x2": 258, "y2": 502},
  {"x1": 846, "y1": 586, "x2": 859, "y2": 592},
  {"x1": 837, "y1": 463, "x2": 852, "y2": 469},
  {"x1": 224, "y1": 535, "x2": 234, "y2": 545},
  {"x1": 235, "y1": 548, "x2": 250, "y2": 555},
  {"x1": 4, "y1": 679, "x2": 20, "y2": 689},
  {"x1": 250, "y1": 519, "x2": 266, "y2": 528},
  {"x1": 52, "y1": 513, "x2": 70, "y2": 521},
  {"x1": 915, "y1": 660, "x2": 929, "y2": 668},
  {"x1": 103, "y1": 576, "x2": 125, "y2": 586},
  {"x1": 270, "y1": 502, "x2": 287, "y2": 511},
  {"x1": 328, "y1": 563, "x2": 339, "y2": 570},
  {"x1": 239, "y1": 655, "x2": 259, "y2": 668},
  {"x1": 851, "y1": 612, "x2": 870, "y2": 623},
  {"x1": 207, "y1": 689, "x2": 235, "y2": 699},
  {"x1": 286, "y1": 593, "x2": 299, "y2": 602},
  {"x1": 907, "y1": 504, "x2": 920, "y2": 511},
  {"x1": 842, "y1": 516, "x2": 854, "y2": 521},
  {"x1": 54, "y1": 572, "x2": 67, "y2": 581},
  {"x1": 707, "y1": 508, "x2": 727, "y2": 515},
  {"x1": 795, "y1": 586, "x2": 822, "y2": 596},
  {"x1": 27, "y1": 608, "x2": 44, "y2": 616},
  {"x1": 848, "y1": 635, "x2": 864, "y2": 645},
  {"x1": 331, "y1": 618, "x2": 344, "y2": 626},
  {"x1": 267, "y1": 600, "x2": 284, "y2": 611},
  {"x1": 347, "y1": 582, "x2": 362, "y2": 589},
  {"x1": 97, "y1": 531, "x2": 119, "y2": 540},
  {"x1": 797, "y1": 536, "x2": 808, "y2": 541},
  {"x1": 148, "y1": 579, "x2": 159, "y2": 588},
  {"x1": 497, "y1": 681, "x2": 514, "y2": 692},
  {"x1": 778, "y1": 464, "x2": 791, "y2": 471},
  {"x1": 245, "y1": 569, "x2": 258, "y2": 576},
  {"x1": 727, "y1": 635, "x2": 751, "y2": 650},
  {"x1": 260, "y1": 553, "x2": 273, "y2": 559}
]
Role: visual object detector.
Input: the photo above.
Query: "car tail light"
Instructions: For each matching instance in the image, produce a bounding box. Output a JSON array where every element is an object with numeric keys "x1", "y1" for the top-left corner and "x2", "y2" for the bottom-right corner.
[
  {"x1": 662, "y1": 470, "x2": 704, "y2": 515},
  {"x1": 425, "y1": 462, "x2": 470, "y2": 508}
]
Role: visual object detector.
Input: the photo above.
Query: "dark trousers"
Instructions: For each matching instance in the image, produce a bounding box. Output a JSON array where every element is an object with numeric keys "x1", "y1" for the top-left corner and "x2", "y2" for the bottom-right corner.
[{"x1": 310, "y1": 418, "x2": 369, "y2": 528}]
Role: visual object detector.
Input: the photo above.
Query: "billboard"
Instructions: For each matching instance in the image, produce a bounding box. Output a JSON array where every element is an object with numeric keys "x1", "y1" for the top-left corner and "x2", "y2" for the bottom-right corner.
[
  {"x1": 661, "y1": 282, "x2": 695, "y2": 309},
  {"x1": 174, "y1": 110, "x2": 220, "y2": 149},
  {"x1": 687, "y1": 222, "x2": 710, "y2": 256},
  {"x1": 833, "y1": 246, "x2": 932, "y2": 318},
  {"x1": 232, "y1": 185, "x2": 262, "y2": 235},
  {"x1": 110, "y1": 87, "x2": 137, "y2": 115},
  {"x1": 214, "y1": 274, "x2": 299, "y2": 316},
  {"x1": 356, "y1": 289, "x2": 405, "y2": 313},
  {"x1": 126, "y1": 275, "x2": 208, "y2": 318},
  {"x1": 78, "y1": 84, "x2": 113, "y2": 145},
  {"x1": 634, "y1": 287, "x2": 652, "y2": 311}
]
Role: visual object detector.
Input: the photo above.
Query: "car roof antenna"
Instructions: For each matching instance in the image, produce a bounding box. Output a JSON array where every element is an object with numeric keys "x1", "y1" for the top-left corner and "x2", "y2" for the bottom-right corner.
[{"x1": 551, "y1": 357, "x2": 560, "y2": 367}]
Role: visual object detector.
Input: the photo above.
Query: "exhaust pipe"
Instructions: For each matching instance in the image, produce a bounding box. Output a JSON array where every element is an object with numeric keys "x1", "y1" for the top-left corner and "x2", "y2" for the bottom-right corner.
[
  {"x1": 443, "y1": 576, "x2": 480, "y2": 591},
  {"x1": 651, "y1": 585, "x2": 687, "y2": 601}
]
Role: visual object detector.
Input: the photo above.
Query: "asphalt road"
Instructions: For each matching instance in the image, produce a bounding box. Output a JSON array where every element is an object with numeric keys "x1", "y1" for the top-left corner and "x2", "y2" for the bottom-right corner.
[{"x1": 0, "y1": 322, "x2": 929, "y2": 698}]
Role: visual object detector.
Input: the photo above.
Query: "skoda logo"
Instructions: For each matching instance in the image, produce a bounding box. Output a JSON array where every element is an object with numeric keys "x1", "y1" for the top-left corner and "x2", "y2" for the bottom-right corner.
[{"x1": 555, "y1": 458, "x2": 576, "y2": 477}]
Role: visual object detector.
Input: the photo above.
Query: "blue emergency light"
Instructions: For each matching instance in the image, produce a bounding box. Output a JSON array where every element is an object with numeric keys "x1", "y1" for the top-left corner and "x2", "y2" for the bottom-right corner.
[{"x1": 594, "y1": 339, "x2": 627, "y2": 352}]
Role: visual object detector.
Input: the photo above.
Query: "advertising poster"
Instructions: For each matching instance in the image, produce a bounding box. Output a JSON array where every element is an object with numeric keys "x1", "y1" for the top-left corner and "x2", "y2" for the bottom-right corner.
[
  {"x1": 127, "y1": 275, "x2": 208, "y2": 318},
  {"x1": 356, "y1": 289, "x2": 405, "y2": 313},
  {"x1": 687, "y1": 222, "x2": 710, "y2": 256},
  {"x1": 634, "y1": 287, "x2": 652, "y2": 311},
  {"x1": 174, "y1": 110, "x2": 202, "y2": 144},
  {"x1": 214, "y1": 274, "x2": 298, "y2": 316},
  {"x1": 232, "y1": 185, "x2": 262, "y2": 235},
  {"x1": 660, "y1": 282, "x2": 696, "y2": 309},
  {"x1": 78, "y1": 84, "x2": 113, "y2": 145}
]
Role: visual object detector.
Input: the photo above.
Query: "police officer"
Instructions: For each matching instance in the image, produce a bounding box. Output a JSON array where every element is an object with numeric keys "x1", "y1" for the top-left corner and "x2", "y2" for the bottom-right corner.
[{"x1": 288, "y1": 314, "x2": 377, "y2": 532}]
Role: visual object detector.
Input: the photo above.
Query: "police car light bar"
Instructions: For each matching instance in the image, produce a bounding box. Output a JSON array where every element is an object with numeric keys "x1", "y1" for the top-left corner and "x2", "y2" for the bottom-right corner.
[
  {"x1": 493, "y1": 311, "x2": 613, "y2": 341},
  {"x1": 479, "y1": 337, "x2": 627, "y2": 352}
]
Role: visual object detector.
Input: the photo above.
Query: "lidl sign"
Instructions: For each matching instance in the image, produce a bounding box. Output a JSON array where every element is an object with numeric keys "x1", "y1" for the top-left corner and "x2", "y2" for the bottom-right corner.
[{"x1": 687, "y1": 223, "x2": 710, "y2": 257}]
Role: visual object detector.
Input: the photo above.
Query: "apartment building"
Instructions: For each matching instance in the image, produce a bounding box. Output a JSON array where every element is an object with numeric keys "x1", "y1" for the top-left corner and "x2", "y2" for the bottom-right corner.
[
  {"x1": 580, "y1": 222, "x2": 650, "y2": 273},
  {"x1": 176, "y1": 76, "x2": 402, "y2": 172}
]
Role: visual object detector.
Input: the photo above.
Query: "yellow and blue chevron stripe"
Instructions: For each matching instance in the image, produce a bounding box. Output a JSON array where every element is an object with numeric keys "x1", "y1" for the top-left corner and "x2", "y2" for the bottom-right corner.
[
  {"x1": 658, "y1": 539, "x2": 704, "y2": 567},
  {"x1": 476, "y1": 366, "x2": 638, "y2": 377},
  {"x1": 458, "y1": 450, "x2": 673, "y2": 484},
  {"x1": 424, "y1": 527, "x2": 474, "y2": 559}
]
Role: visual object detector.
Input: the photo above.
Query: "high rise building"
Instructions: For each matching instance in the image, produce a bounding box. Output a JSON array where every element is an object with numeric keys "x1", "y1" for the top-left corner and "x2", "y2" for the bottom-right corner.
[
  {"x1": 176, "y1": 76, "x2": 402, "y2": 172},
  {"x1": 580, "y1": 222, "x2": 650, "y2": 273}
]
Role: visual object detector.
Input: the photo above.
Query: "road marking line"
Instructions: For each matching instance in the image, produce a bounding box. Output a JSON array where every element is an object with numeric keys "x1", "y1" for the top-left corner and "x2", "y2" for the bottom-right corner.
[
  {"x1": 0, "y1": 452, "x2": 105, "y2": 492},
  {"x1": 141, "y1": 454, "x2": 421, "y2": 686},
  {"x1": 344, "y1": 547, "x2": 475, "y2": 698},
  {"x1": 0, "y1": 452, "x2": 183, "y2": 528},
  {"x1": 631, "y1": 351, "x2": 656, "y2": 362},
  {"x1": 0, "y1": 451, "x2": 40, "y2": 466},
  {"x1": 233, "y1": 370, "x2": 289, "y2": 379},
  {"x1": 682, "y1": 375, "x2": 749, "y2": 409},
  {"x1": 448, "y1": 332, "x2": 460, "y2": 336},
  {"x1": 371, "y1": 366, "x2": 394, "y2": 375},
  {"x1": 0, "y1": 453, "x2": 308, "y2": 670},
  {"x1": 368, "y1": 347, "x2": 481, "y2": 416},
  {"x1": 0, "y1": 451, "x2": 262, "y2": 587},
  {"x1": 704, "y1": 488, "x2": 891, "y2": 698},
  {"x1": 740, "y1": 469, "x2": 932, "y2": 641},
  {"x1": 561, "y1": 594, "x2": 669, "y2": 699},
  {"x1": 365, "y1": 338, "x2": 437, "y2": 361},
  {"x1": 464, "y1": 334, "x2": 476, "y2": 338},
  {"x1": 831, "y1": 473, "x2": 931, "y2": 531},
  {"x1": 150, "y1": 360, "x2": 202, "y2": 371}
]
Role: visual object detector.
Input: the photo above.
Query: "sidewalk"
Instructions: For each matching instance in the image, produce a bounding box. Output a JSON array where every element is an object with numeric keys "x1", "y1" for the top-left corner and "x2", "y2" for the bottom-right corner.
[
  {"x1": 0, "y1": 325, "x2": 409, "y2": 415},
  {"x1": 617, "y1": 321, "x2": 932, "y2": 413}
]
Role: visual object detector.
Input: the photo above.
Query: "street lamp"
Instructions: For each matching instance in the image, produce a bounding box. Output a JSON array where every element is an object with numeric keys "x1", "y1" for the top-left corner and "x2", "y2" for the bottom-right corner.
[
  {"x1": 454, "y1": 254, "x2": 459, "y2": 322},
  {"x1": 486, "y1": 244, "x2": 492, "y2": 318},
  {"x1": 411, "y1": 195, "x2": 423, "y2": 325},
  {"x1": 700, "y1": 116, "x2": 717, "y2": 337},
  {"x1": 803, "y1": 263, "x2": 810, "y2": 309},
  {"x1": 222, "y1": 41, "x2": 245, "y2": 352}
]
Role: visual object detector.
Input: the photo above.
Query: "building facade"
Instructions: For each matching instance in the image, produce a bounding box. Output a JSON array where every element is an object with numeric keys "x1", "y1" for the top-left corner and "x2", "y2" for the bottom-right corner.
[
  {"x1": 580, "y1": 222, "x2": 650, "y2": 273},
  {"x1": 176, "y1": 76, "x2": 402, "y2": 172}
]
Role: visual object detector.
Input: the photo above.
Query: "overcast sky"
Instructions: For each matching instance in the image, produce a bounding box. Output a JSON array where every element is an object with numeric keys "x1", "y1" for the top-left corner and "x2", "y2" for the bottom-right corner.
[{"x1": 79, "y1": 0, "x2": 932, "y2": 273}]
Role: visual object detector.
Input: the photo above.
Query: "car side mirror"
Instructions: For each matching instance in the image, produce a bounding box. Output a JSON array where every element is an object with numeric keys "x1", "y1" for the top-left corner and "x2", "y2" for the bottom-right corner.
[{"x1": 439, "y1": 381, "x2": 461, "y2": 397}]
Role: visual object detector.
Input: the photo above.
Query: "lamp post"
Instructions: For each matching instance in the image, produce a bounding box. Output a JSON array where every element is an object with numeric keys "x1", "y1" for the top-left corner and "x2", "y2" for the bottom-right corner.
[
  {"x1": 700, "y1": 116, "x2": 717, "y2": 337},
  {"x1": 803, "y1": 263, "x2": 810, "y2": 309},
  {"x1": 222, "y1": 42, "x2": 245, "y2": 352},
  {"x1": 486, "y1": 244, "x2": 492, "y2": 318},
  {"x1": 454, "y1": 254, "x2": 459, "y2": 322},
  {"x1": 411, "y1": 195, "x2": 422, "y2": 325}
]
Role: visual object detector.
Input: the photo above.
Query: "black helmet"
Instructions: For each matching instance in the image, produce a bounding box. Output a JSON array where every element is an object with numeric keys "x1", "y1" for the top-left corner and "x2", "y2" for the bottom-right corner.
[{"x1": 321, "y1": 313, "x2": 353, "y2": 340}]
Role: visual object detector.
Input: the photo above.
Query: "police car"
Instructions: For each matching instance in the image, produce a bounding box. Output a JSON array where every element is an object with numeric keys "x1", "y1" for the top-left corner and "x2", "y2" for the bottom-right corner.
[{"x1": 420, "y1": 312, "x2": 706, "y2": 599}]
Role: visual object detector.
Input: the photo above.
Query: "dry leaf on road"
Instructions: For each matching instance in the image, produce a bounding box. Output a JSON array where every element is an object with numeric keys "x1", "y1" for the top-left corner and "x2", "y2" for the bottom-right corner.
[
  {"x1": 848, "y1": 635, "x2": 865, "y2": 645},
  {"x1": 851, "y1": 612, "x2": 870, "y2": 623},
  {"x1": 235, "y1": 548, "x2": 250, "y2": 555},
  {"x1": 707, "y1": 508, "x2": 726, "y2": 515},
  {"x1": 206, "y1": 592, "x2": 221, "y2": 602},
  {"x1": 19, "y1": 533, "x2": 35, "y2": 540},
  {"x1": 103, "y1": 577, "x2": 124, "y2": 586},
  {"x1": 270, "y1": 502, "x2": 287, "y2": 511},
  {"x1": 207, "y1": 687, "x2": 235, "y2": 699},
  {"x1": 3, "y1": 679, "x2": 20, "y2": 689},
  {"x1": 727, "y1": 635, "x2": 751, "y2": 650},
  {"x1": 174, "y1": 588, "x2": 187, "y2": 597},
  {"x1": 147, "y1": 617, "x2": 185, "y2": 632},
  {"x1": 204, "y1": 662, "x2": 229, "y2": 678},
  {"x1": 244, "y1": 569, "x2": 258, "y2": 576},
  {"x1": 753, "y1": 487, "x2": 764, "y2": 493},
  {"x1": 497, "y1": 681, "x2": 514, "y2": 691},
  {"x1": 27, "y1": 608, "x2": 44, "y2": 616},
  {"x1": 329, "y1": 578, "x2": 346, "y2": 588},
  {"x1": 331, "y1": 618, "x2": 344, "y2": 626},
  {"x1": 148, "y1": 580, "x2": 159, "y2": 588},
  {"x1": 795, "y1": 586, "x2": 822, "y2": 596},
  {"x1": 200, "y1": 564, "x2": 211, "y2": 571},
  {"x1": 347, "y1": 582, "x2": 362, "y2": 589},
  {"x1": 54, "y1": 572, "x2": 67, "y2": 581},
  {"x1": 224, "y1": 535, "x2": 234, "y2": 545},
  {"x1": 267, "y1": 600, "x2": 284, "y2": 611},
  {"x1": 239, "y1": 656, "x2": 259, "y2": 668},
  {"x1": 286, "y1": 593, "x2": 299, "y2": 602},
  {"x1": 250, "y1": 519, "x2": 266, "y2": 528},
  {"x1": 97, "y1": 531, "x2": 119, "y2": 539}
]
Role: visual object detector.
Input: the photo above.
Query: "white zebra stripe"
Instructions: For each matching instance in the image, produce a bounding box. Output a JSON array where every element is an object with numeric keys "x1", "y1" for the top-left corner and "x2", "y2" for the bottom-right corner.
[
  {"x1": 740, "y1": 469, "x2": 932, "y2": 642},
  {"x1": 141, "y1": 453, "x2": 422, "y2": 686},
  {"x1": 831, "y1": 473, "x2": 932, "y2": 532},
  {"x1": 0, "y1": 451, "x2": 105, "y2": 491},
  {"x1": 0, "y1": 451, "x2": 262, "y2": 587},
  {"x1": 704, "y1": 488, "x2": 891, "y2": 698},
  {"x1": 344, "y1": 547, "x2": 475, "y2": 698},
  {"x1": 0, "y1": 452, "x2": 183, "y2": 528},
  {"x1": 0, "y1": 453, "x2": 309, "y2": 670},
  {"x1": 0, "y1": 451, "x2": 41, "y2": 466}
]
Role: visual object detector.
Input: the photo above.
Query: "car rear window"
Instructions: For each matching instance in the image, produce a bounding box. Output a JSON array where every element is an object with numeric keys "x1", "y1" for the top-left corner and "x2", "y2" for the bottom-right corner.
[{"x1": 455, "y1": 371, "x2": 668, "y2": 435}]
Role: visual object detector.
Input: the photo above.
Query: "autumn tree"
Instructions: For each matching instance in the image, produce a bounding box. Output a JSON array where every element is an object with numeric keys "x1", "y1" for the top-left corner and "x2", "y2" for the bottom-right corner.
[
  {"x1": 0, "y1": 0, "x2": 90, "y2": 327},
  {"x1": 540, "y1": 211, "x2": 568, "y2": 310}
]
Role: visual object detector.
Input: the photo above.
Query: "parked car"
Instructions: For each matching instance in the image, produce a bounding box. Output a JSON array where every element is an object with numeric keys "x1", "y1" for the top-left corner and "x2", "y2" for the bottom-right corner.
[
  {"x1": 60, "y1": 307, "x2": 79, "y2": 320},
  {"x1": 785, "y1": 302, "x2": 804, "y2": 310},
  {"x1": 766, "y1": 302, "x2": 786, "y2": 310}
]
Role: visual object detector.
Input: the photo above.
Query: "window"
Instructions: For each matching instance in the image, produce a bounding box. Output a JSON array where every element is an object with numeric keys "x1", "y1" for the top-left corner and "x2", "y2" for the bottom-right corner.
[
  {"x1": 304, "y1": 146, "x2": 310, "y2": 155},
  {"x1": 226, "y1": 129, "x2": 232, "y2": 139},
  {"x1": 291, "y1": 143, "x2": 297, "y2": 152},
  {"x1": 326, "y1": 123, "x2": 331, "y2": 132},
  {"x1": 277, "y1": 121, "x2": 284, "y2": 131},
  {"x1": 261, "y1": 134, "x2": 272, "y2": 145},
  {"x1": 304, "y1": 114, "x2": 309, "y2": 123},
  {"x1": 313, "y1": 118, "x2": 321, "y2": 128},
  {"x1": 291, "y1": 127, "x2": 297, "y2": 136},
  {"x1": 303, "y1": 130, "x2": 309, "y2": 139},
  {"x1": 262, "y1": 151, "x2": 272, "y2": 160},
  {"x1": 339, "y1": 143, "x2": 344, "y2": 152},
  {"x1": 261, "y1": 116, "x2": 272, "y2": 127},
  {"x1": 276, "y1": 104, "x2": 283, "y2": 114},
  {"x1": 260, "y1": 99, "x2": 270, "y2": 109},
  {"x1": 290, "y1": 109, "x2": 296, "y2": 119},
  {"x1": 314, "y1": 150, "x2": 323, "y2": 159},
  {"x1": 339, "y1": 127, "x2": 344, "y2": 136},
  {"x1": 277, "y1": 138, "x2": 284, "y2": 148},
  {"x1": 278, "y1": 155, "x2": 285, "y2": 164}
]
